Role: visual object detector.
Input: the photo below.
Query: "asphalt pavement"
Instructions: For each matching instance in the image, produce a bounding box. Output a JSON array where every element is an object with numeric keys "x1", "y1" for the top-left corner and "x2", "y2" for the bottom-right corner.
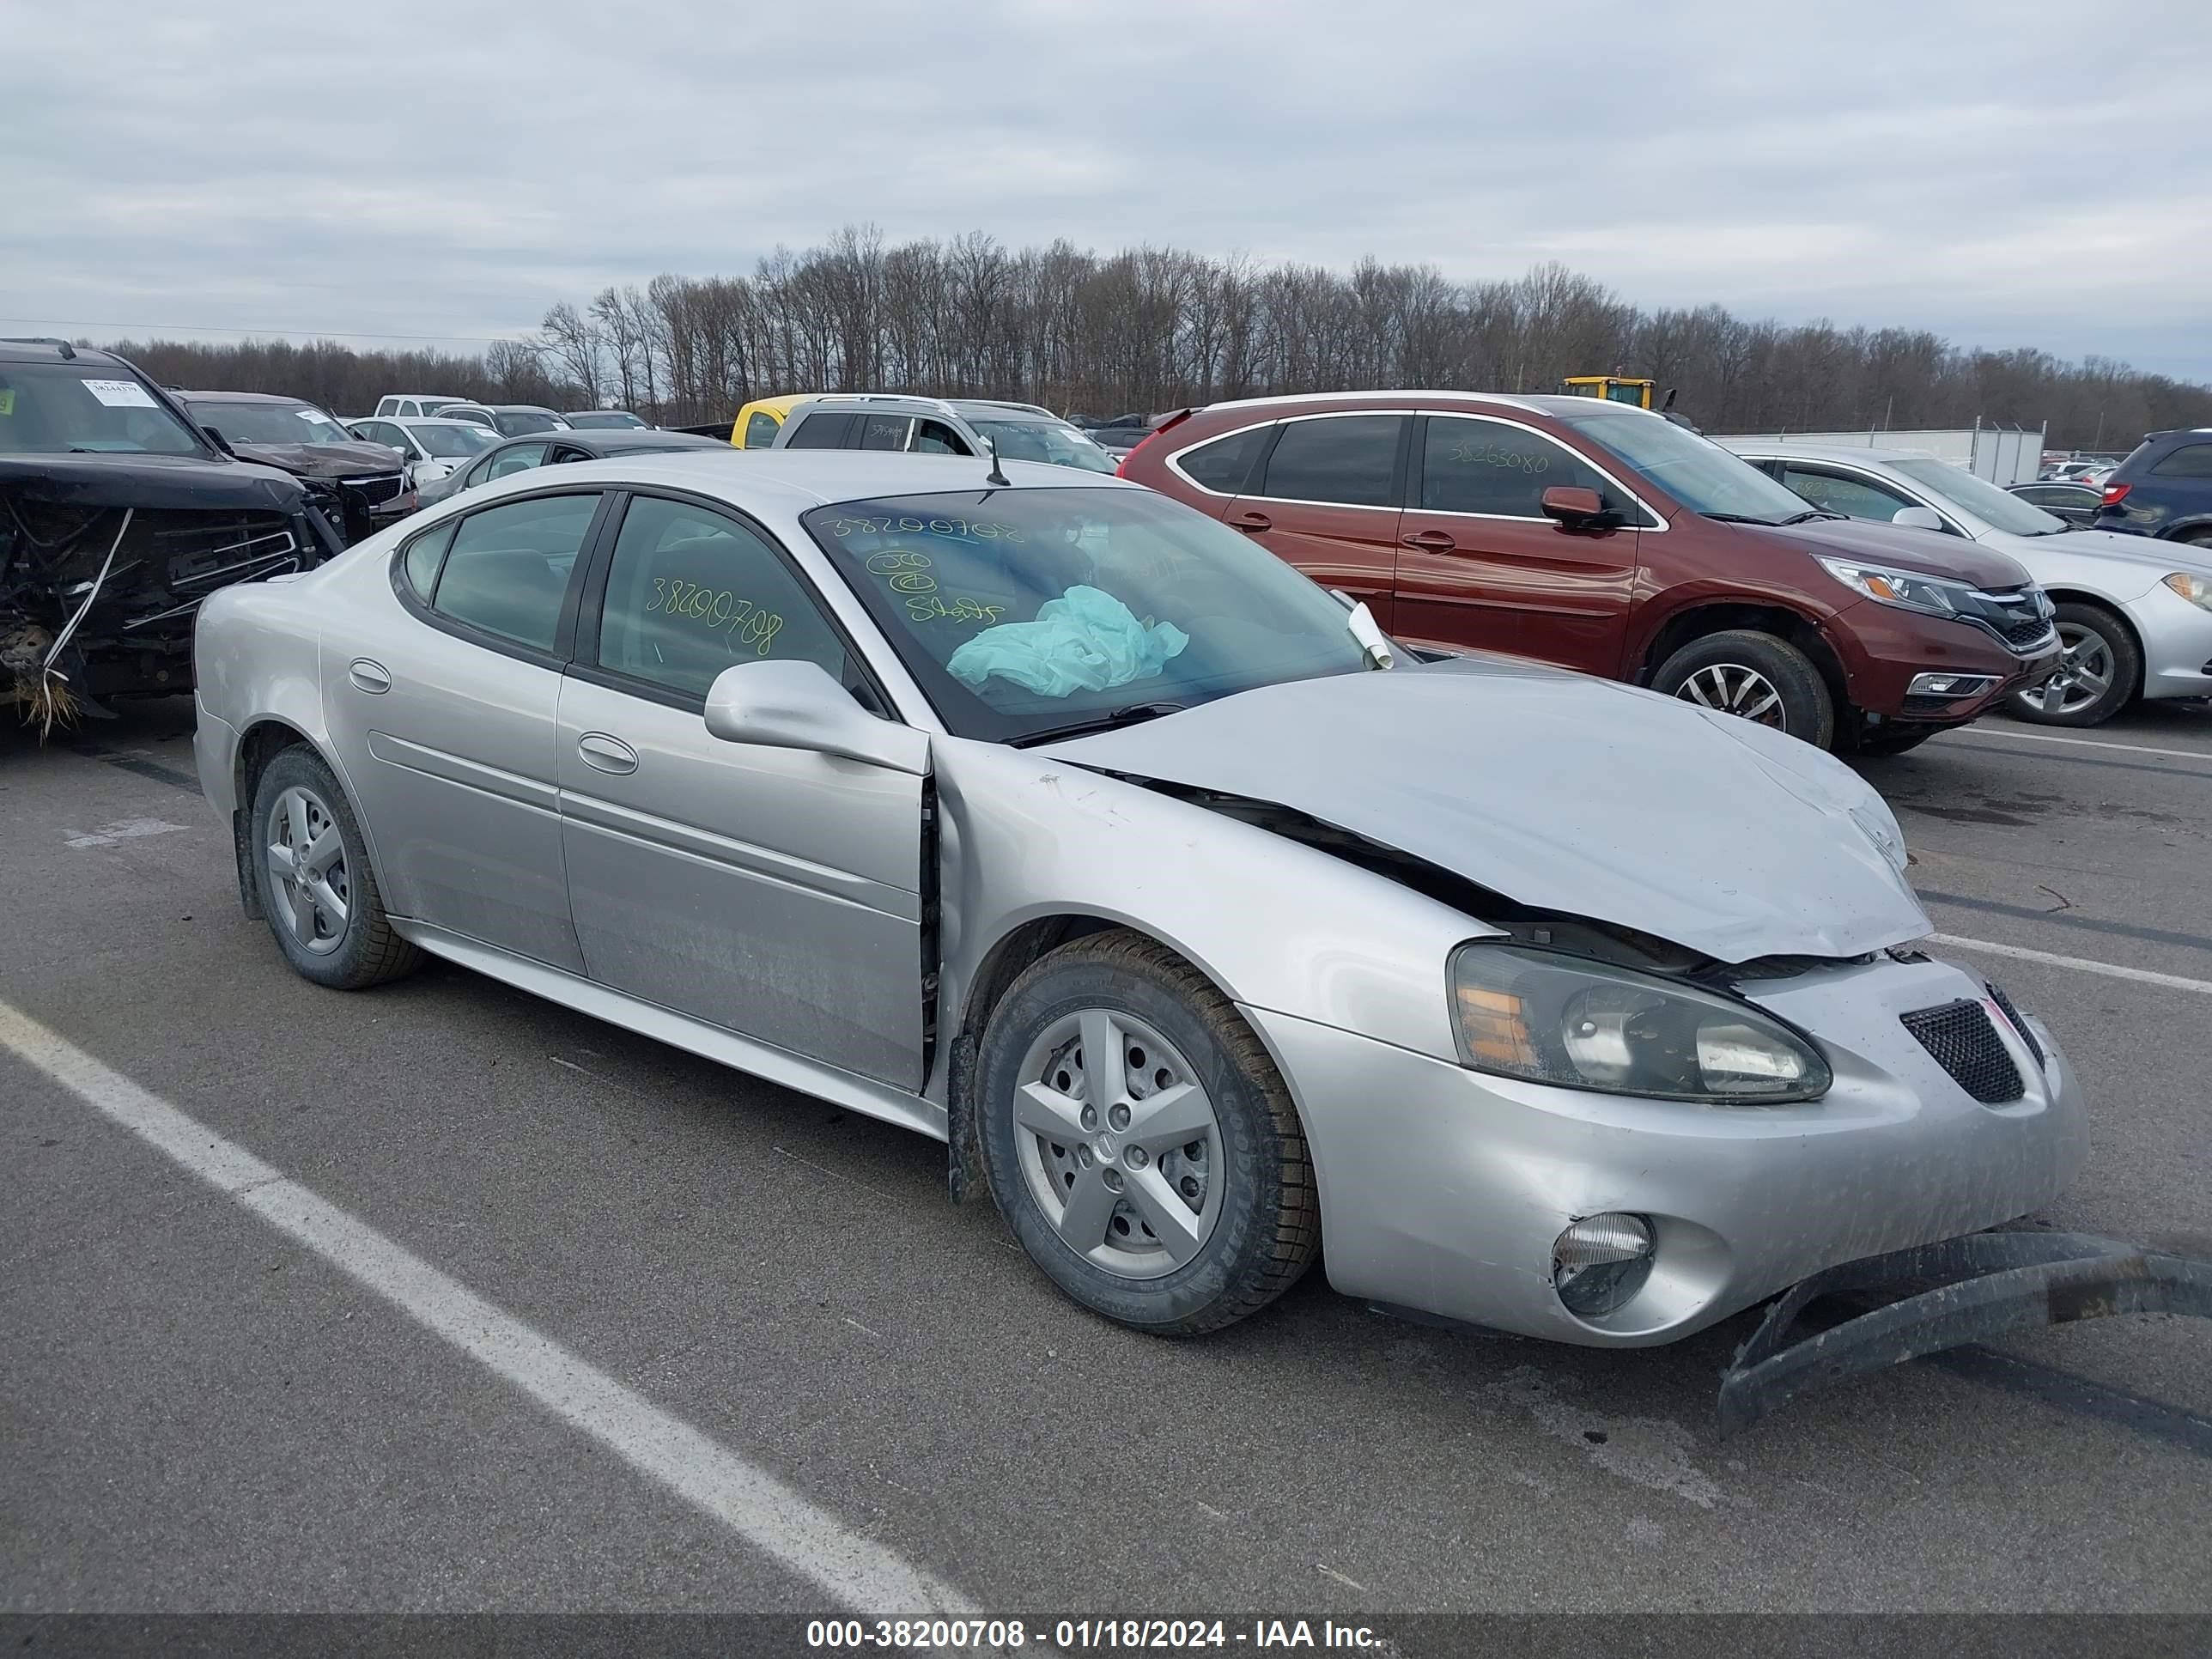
[{"x1": 3, "y1": 695, "x2": 2209, "y2": 1622}]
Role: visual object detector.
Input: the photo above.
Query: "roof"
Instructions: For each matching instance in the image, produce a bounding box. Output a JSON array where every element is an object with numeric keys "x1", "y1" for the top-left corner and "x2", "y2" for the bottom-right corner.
[
  {"x1": 1192, "y1": 389, "x2": 1655, "y2": 420},
  {"x1": 459, "y1": 447, "x2": 1135, "y2": 514},
  {"x1": 504, "y1": 428, "x2": 723, "y2": 454},
  {"x1": 177, "y1": 389, "x2": 315, "y2": 406},
  {"x1": 0, "y1": 338, "x2": 127, "y2": 368},
  {"x1": 1720, "y1": 440, "x2": 1935, "y2": 465},
  {"x1": 361, "y1": 415, "x2": 491, "y2": 429},
  {"x1": 787, "y1": 392, "x2": 1077, "y2": 426}
]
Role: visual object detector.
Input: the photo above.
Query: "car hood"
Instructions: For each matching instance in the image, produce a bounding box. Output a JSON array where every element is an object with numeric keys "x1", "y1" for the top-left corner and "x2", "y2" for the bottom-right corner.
[
  {"x1": 0, "y1": 451, "x2": 312, "y2": 514},
  {"x1": 1994, "y1": 523, "x2": 2212, "y2": 573},
  {"x1": 1761, "y1": 514, "x2": 2033, "y2": 588},
  {"x1": 1043, "y1": 656, "x2": 1929, "y2": 963},
  {"x1": 225, "y1": 440, "x2": 405, "y2": 477}
]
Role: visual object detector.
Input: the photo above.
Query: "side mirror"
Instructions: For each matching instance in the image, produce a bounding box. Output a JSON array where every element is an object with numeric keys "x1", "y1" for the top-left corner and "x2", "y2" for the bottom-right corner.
[
  {"x1": 1890, "y1": 505, "x2": 1946, "y2": 532},
  {"x1": 703, "y1": 659, "x2": 928, "y2": 775},
  {"x1": 202, "y1": 424, "x2": 235, "y2": 456},
  {"x1": 1540, "y1": 484, "x2": 1613, "y2": 527}
]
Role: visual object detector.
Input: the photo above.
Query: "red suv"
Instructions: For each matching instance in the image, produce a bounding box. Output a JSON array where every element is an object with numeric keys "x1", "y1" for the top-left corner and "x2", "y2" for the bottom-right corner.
[{"x1": 1122, "y1": 393, "x2": 2059, "y2": 753}]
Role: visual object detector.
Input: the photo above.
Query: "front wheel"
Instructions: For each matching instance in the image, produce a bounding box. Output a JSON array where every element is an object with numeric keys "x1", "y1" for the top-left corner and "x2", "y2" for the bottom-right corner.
[
  {"x1": 2004, "y1": 602, "x2": 2138, "y2": 726},
  {"x1": 1652, "y1": 629, "x2": 1835, "y2": 748},
  {"x1": 976, "y1": 931, "x2": 1319, "y2": 1334},
  {"x1": 251, "y1": 746, "x2": 423, "y2": 989}
]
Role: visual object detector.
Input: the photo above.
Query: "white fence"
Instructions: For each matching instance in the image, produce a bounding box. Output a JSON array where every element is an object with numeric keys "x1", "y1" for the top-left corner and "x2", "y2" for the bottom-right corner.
[{"x1": 1707, "y1": 422, "x2": 2046, "y2": 486}]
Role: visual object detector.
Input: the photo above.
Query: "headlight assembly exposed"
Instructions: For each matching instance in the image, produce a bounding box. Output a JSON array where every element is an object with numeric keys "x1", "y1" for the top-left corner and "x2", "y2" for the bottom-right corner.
[
  {"x1": 1814, "y1": 557, "x2": 1975, "y2": 617},
  {"x1": 1449, "y1": 944, "x2": 1832, "y2": 1103},
  {"x1": 2162, "y1": 573, "x2": 2212, "y2": 612}
]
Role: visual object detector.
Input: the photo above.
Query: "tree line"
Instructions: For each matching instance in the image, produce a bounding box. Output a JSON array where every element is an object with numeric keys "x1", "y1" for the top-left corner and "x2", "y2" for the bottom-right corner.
[{"x1": 100, "y1": 226, "x2": 2212, "y2": 452}]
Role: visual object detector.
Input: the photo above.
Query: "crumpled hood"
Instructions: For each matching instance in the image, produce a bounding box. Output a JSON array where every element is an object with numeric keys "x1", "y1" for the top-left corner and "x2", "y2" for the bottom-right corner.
[
  {"x1": 1763, "y1": 514, "x2": 2032, "y2": 588},
  {"x1": 226, "y1": 440, "x2": 405, "y2": 478},
  {"x1": 0, "y1": 452, "x2": 312, "y2": 514},
  {"x1": 1044, "y1": 656, "x2": 1930, "y2": 963}
]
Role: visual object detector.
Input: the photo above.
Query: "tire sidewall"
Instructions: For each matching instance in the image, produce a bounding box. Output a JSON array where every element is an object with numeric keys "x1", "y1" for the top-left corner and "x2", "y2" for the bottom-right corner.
[
  {"x1": 977, "y1": 950, "x2": 1287, "y2": 1329},
  {"x1": 252, "y1": 747, "x2": 381, "y2": 988},
  {"x1": 1654, "y1": 630, "x2": 1833, "y2": 748}
]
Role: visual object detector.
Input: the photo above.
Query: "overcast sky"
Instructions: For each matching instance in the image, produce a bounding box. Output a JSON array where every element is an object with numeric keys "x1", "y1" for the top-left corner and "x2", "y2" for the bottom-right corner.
[{"x1": 4, "y1": 1, "x2": 2207, "y2": 380}]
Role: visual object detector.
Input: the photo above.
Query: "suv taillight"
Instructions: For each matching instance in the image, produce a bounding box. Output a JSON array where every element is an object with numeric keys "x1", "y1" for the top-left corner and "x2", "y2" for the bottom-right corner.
[{"x1": 2100, "y1": 483, "x2": 2130, "y2": 507}]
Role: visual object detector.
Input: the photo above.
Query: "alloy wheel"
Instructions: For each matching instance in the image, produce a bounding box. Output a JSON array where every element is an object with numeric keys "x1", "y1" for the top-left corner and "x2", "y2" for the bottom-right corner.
[
  {"x1": 264, "y1": 785, "x2": 351, "y2": 956},
  {"x1": 2024, "y1": 623, "x2": 2115, "y2": 717},
  {"x1": 1675, "y1": 663, "x2": 1787, "y2": 729},
  {"x1": 1012, "y1": 1008, "x2": 1225, "y2": 1279}
]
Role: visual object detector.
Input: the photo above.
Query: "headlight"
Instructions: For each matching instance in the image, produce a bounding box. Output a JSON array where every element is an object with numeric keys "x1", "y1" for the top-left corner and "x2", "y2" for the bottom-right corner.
[
  {"x1": 2162, "y1": 573, "x2": 2212, "y2": 612},
  {"x1": 1449, "y1": 945, "x2": 1832, "y2": 1103},
  {"x1": 1815, "y1": 557, "x2": 1974, "y2": 617}
]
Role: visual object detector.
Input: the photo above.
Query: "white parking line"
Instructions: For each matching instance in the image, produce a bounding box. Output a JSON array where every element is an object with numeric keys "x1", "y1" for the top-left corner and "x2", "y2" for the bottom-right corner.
[
  {"x1": 0, "y1": 997, "x2": 978, "y2": 1619},
  {"x1": 1944, "y1": 727, "x2": 2212, "y2": 763},
  {"x1": 1929, "y1": 933, "x2": 2212, "y2": 995}
]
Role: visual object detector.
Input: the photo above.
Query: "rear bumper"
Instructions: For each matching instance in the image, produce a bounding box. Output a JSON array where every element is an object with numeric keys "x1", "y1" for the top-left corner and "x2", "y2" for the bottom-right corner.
[
  {"x1": 1246, "y1": 953, "x2": 2087, "y2": 1348},
  {"x1": 1826, "y1": 599, "x2": 2058, "y2": 723}
]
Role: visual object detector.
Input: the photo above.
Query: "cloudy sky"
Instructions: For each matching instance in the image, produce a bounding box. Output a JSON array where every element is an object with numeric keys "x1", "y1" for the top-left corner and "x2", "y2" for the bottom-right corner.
[{"x1": 4, "y1": 1, "x2": 2207, "y2": 380}]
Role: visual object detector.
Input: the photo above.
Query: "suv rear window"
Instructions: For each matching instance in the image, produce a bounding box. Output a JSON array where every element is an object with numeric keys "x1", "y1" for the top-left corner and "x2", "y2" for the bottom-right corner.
[
  {"x1": 2150, "y1": 443, "x2": 2212, "y2": 479},
  {"x1": 1258, "y1": 415, "x2": 1402, "y2": 507},
  {"x1": 1176, "y1": 425, "x2": 1270, "y2": 493}
]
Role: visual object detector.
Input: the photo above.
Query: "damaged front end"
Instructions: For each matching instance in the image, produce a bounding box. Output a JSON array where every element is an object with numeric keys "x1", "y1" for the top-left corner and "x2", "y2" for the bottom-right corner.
[{"x1": 1, "y1": 459, "x2": 337, "y2": 732}]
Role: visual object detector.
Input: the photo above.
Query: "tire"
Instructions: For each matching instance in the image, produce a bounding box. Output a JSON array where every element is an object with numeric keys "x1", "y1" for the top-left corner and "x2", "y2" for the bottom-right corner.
[
  {"x1": 976, "y1": 930, "x2": 1319, "y2": 1334},
  {"x1": 1651, "y1": 629, "x2": 1834, "y2": 748},
  {"x1": 250, "y1": 745, "x2": 423, "y2": 990},
  {"x1": 2003, "y1": 601, "x2": 2139, "y2": 727},
  {"x1": 1856, "y1": 726, "x2": 1938, "y2": 757}
]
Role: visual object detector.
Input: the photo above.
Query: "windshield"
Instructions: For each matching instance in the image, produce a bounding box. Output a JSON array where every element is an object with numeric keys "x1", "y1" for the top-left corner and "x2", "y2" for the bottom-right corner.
[
  {"x1": 1559, "y1": 410, "x2": 1814, "y2": 523},
  {"x1": 804, "y1": 487, "x2": 1371, "y2": 743},
  {"x1": 0, "y1": 362, "x2": 208, "y2": 456},
  {"x1": 410, "y1": 422, "x2": 495, "y2": 458},
  {"x1": 969, "y1": 418, "x2": 1118, "y2": 474},
  {"x1": 187, "y1": 399, "x2": 353, "y2": 447},
  {"x1": 567, "y1": 411, "x2": 645, "y2": 429},
  {"x1": 1891, "y1": 458, "x2": 2067, "y2": 536},
  {"x1": 496, "y1": 410, "x2": 563, "y2": 435}
]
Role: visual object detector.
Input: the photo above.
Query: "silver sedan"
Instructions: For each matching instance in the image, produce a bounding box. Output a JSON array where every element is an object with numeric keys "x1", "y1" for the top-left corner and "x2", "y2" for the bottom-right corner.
[{"x1": 192, "y1": 451, "x2": 2086, "y2": 1353}]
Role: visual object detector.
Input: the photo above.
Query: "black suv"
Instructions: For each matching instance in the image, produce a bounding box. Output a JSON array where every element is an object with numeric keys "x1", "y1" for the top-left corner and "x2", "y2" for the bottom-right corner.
[
  {"x1": 1, "y1": 340, "x2": 341, "y2": 728},
  {"x1": 2094, "y1": 428, "x2": 2212, "y2": 549}
]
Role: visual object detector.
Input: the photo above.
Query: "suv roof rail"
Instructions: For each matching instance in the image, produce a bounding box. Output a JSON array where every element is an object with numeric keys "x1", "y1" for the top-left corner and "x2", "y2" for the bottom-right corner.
[
  {"x1": 962, "y1": 399, "x2": 1059, "y2": 420},
  {"x1": 804, "y1": 392, "x2": 962, "y2": 420},
  {"x1": 2, "y1": 336, "x2": 78, "y2": 359}
]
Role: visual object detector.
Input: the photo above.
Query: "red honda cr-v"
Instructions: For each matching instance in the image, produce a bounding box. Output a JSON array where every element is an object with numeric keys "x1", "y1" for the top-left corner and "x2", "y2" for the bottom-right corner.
[{"x1": 1121, "y1": 392, "x2": 2059, "y2": 753}]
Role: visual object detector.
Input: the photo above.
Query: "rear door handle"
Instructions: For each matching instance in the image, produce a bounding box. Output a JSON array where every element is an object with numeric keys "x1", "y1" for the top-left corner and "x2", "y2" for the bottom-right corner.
[
  {"x1": 577, "y1": 732, "x2": 639, "y2": 775},
  {"x1": 1230, "y1": 511, "x2": 1273, "y2": 533},
  {"x1": 348, "y1": 659, "x2": 392, "y2": 694},
  {"x1": 1401, "y1": 529, "x2": 1456, "y2": 551}
]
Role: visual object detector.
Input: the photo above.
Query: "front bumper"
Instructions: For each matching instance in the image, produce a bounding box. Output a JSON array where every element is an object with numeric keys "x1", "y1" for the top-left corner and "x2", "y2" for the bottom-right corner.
[
  {"x1": 2129, "y1": 578, "x2": 2212, "y2": 702},
  {"x1": 1247, "y1": 953, "x2": 2087, "y2": 1347},
  {"x1": 1827, "y1": 599, "x2": 2058, "y2": 724}
]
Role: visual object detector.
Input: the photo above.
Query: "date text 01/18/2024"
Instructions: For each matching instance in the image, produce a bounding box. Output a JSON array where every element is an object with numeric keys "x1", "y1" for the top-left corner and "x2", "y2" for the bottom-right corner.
[{"x1": 804, "y1": 1618, "x2": 1383, "y2": 1650}]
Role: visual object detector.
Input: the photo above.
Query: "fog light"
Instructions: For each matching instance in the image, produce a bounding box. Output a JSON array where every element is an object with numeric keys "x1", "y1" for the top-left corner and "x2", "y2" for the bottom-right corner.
[
  {"x1": 1553, "y1": 1213, "x2": 1656, "y2": 1317},
  {"x1": 1907, "y1": 672, "x2": 1998, "y2": 698}
]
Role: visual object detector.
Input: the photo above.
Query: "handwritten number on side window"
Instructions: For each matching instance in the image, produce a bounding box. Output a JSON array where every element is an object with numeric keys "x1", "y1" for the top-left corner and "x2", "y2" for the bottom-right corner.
[{"x1": 644, "y1": 576, "x2": 784, "y2": 655}]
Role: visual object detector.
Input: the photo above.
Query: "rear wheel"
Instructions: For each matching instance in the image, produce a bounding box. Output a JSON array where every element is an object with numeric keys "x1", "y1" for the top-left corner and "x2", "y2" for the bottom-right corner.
[
  {"x1": 252, "y1": 746, "x2": 422, "y2": 989},
  {"x1": 1652, "y1": 629, "x2": 1834, "y2": 748},
  {"x1": 2004, "y1": 602, "x2": 2138, "y2": 727}
]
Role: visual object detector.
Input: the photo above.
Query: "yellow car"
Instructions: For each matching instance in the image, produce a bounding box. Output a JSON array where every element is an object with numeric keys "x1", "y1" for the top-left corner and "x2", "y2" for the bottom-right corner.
[{"x1": 730, "y1": 394, "x2": 805, "y2": 448}]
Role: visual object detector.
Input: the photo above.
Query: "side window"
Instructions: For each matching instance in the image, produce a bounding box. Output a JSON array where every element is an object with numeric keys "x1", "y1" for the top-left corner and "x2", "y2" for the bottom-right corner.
[
  {"x1": 486, "y1": 441, "x2": 550, "y2": 480},
  {"x1": 2150, "y1": 444, "x2": 2212, "y2": 479},
  {"x1": 400, "y1": 520, "x2": 455, "y2": 601},
  {"x1": 784, "y1": 411, "x2": 855, "y2": 449},
  {"x1": 546, "y1": 445, "x2": 590, "y2": 465},
  {"x1": 1258, "y1": 415, "x2": 1403, "y2": 507},
  {"x1": 857, "y1": 414, "x2": 911, "y2": 451},
  {"x1": 1176, "y1": 425, "x2": 1270, "y2": 494},
  {"x1": 429, "y1": 494, "x2": 599, "y2": 653},
  {"x1": 744, "y1": 411, "x2": 781, "y2": 449},
  {"x1": 911, "y1": 419, "x2": 966, "y2": 455},
  {"x1": 1419, "y1": 417, "x2": 1614, "y2": 518},
  {"x1": 594, "y1": 495, "x2": 850, "y2": 699},
  {"x1": 1781, "y1": 466, "x2": 1918, "y2": 521}
]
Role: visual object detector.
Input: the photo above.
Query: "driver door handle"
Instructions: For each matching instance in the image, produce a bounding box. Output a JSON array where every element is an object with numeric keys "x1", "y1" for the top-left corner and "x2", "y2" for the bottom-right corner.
[
  {"x1": 1401, "y1": 528, "x2": 1457, "y2": 551},
  {"x1": 577, "y1": 732, "x2": 639, "y2": 775},
  {"x1": 1230, "y1": 511, "x2": 1273, "y2": 533}
]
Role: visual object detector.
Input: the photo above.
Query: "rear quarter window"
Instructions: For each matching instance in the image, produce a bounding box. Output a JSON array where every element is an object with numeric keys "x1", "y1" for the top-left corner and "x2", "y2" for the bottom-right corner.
[
  {"x1": 1175, "y1": 425, "x2": 1271, "y2": 493},
  {"x1": 2150, "y1": 443, "x2": 2212, "y2": 479},
  {"x1": 784, "y1": 411, "x2": 856, "y2": 449}
]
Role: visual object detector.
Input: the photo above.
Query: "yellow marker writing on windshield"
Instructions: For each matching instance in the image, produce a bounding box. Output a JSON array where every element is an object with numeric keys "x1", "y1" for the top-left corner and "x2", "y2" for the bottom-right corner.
[{"x1": 0, "y1": 390, "x2": 14, "y2": 416}]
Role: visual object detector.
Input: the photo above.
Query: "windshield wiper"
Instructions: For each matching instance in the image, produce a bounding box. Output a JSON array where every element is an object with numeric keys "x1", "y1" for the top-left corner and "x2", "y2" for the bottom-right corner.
[
  {"x1": 1700, "y1": 511, "x2": 1784, "y2": 526},
  {"x1": 1012, "y1": 701, "x2": 1188, "y2": 748},
  {"x1": 1780, "y1": 509, "x2": 1846, "y2": 525}
]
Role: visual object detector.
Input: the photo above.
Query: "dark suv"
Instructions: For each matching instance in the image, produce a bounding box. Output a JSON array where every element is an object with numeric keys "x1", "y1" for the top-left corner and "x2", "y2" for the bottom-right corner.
[
  {"x1": 2094, "y1": 428, "x2": 2212, "y2": 549},
  {"x1": 1123, "y1": 392, "x2": 2059, "y2": 754},
  {"x1": 1, "y1": 340, "x2": 340, "y2": 726}
]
